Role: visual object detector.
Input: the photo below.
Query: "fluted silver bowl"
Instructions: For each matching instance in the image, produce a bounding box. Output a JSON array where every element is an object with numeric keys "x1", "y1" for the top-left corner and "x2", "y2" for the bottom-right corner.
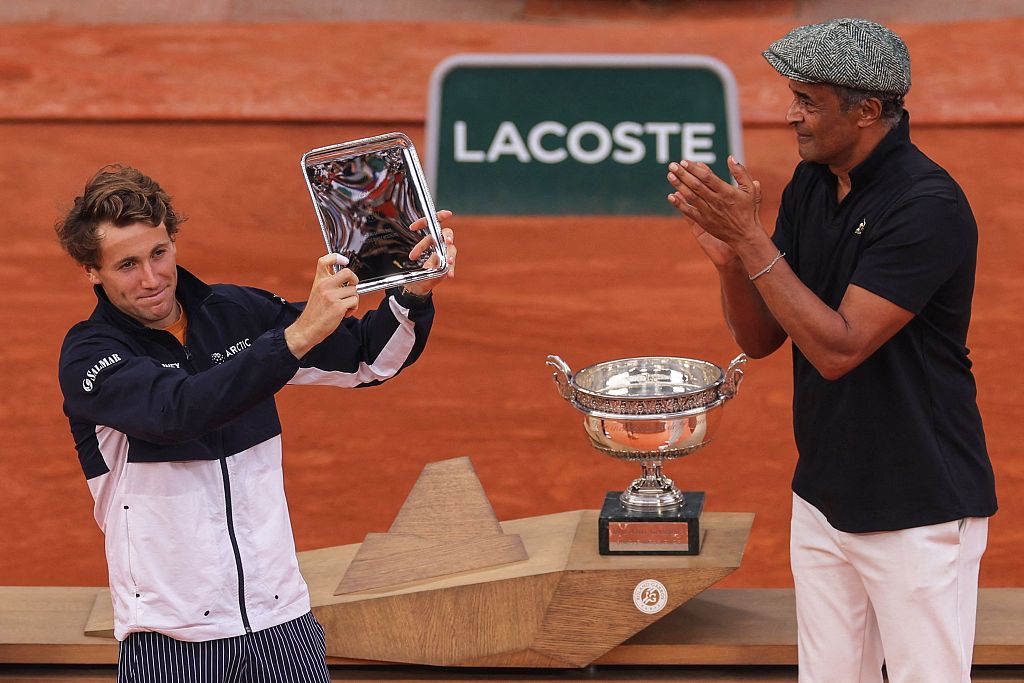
[
  {"x1": 547, "y1": 354, "x2": 745, "y2": 459},
  {"x1": 547, "y1": 354, "x2": 746, "y2": 509}
]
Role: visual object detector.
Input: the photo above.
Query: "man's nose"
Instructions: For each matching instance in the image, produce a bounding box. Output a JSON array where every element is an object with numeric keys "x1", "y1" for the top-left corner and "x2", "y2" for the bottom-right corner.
[
  {"x1": 786, "y1": 100, "x2": 802, "y2": 124},
  {"x1": 139, "y1": 261, "x2": 159, "y2": 287}
]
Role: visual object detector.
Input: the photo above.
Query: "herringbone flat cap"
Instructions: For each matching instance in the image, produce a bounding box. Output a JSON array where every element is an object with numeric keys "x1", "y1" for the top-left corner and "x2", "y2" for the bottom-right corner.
[{"x1": 763, "y1": 18, "x2": 911, "y2": 95}]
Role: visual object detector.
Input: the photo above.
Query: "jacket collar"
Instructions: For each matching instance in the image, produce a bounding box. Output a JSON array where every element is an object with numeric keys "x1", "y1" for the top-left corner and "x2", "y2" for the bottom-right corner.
[{"x1": 93, "y1": 265, "x2": 213, "y2": 333}]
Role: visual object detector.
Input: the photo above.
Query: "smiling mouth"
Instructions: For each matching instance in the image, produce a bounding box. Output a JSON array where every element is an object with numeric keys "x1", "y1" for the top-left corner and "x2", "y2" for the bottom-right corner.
[{"x1": 138, "y1": 288, "x2": 168, "y2": 302}]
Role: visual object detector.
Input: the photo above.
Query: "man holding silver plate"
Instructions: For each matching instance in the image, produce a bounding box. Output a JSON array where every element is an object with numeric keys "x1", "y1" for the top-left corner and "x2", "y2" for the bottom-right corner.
[
  {"x1": 56, "y1": 146, "x2": 456, "y2": 682},
  {"x1": 667, "y1": 18, "x2": 996, "y2": 683}
]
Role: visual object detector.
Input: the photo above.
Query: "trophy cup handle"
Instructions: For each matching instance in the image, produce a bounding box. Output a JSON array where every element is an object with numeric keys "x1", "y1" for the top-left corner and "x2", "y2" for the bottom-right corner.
[
  {"x1": 546, "y1": 355, "x2": 574, "y2": 401},
  {"x1": 722, "y1": 353, "x2": 747, "y2": 399}
]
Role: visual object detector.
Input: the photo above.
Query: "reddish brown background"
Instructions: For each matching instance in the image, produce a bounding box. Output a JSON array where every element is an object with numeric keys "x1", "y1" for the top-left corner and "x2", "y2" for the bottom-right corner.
[{"x1": 0, "y1": 12, "x2": 1021, "y2": 592}]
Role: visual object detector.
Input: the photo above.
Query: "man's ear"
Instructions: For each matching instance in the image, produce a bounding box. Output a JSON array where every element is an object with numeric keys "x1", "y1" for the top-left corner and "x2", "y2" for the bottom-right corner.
[
  {"x1": 84, "y1": 265, "x2": 101, "y2": 285},
  {"x1": 858, "y1": 98, "x2": 884, "y2": 128}
]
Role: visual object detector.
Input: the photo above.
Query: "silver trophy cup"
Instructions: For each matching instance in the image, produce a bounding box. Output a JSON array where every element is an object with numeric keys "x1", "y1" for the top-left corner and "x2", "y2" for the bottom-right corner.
[{"x1": 547, "y1": 354, "x2": 746, "y2": 511}]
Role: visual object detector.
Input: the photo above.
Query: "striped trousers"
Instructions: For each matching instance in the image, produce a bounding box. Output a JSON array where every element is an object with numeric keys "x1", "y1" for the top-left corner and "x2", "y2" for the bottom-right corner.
[{"x1": 117, "y1": 612, "x2": 331, "y2": 683}]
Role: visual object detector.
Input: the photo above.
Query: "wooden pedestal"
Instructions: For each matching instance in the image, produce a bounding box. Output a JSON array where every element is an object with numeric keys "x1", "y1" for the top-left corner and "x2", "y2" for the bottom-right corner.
[{"x1": 306, "y1": 509, "x2": 752, "y2": 666}]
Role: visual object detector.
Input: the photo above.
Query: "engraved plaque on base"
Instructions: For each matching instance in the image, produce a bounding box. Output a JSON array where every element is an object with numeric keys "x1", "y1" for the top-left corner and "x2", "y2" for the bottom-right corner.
[{"x1": 599, "y1": 491, "x2": 704, "y2": 555}]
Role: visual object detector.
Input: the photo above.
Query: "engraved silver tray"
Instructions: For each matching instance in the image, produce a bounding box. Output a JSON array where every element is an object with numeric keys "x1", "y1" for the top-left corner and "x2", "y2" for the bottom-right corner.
[{"x1": 301, "y1": 132, "x2": 449, "y2": 294}]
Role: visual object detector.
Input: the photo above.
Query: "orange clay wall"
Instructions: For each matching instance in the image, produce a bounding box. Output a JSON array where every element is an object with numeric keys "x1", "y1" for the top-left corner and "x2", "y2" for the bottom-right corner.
[{"x1": 0, "y1": 16, "x2": 1021, "y2": 589}]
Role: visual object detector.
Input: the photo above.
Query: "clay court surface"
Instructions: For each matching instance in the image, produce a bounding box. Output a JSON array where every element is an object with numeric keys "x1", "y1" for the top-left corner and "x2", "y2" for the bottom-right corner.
[{"x1": 0, "y1": 16, "x2": 1022, "y2": 593}]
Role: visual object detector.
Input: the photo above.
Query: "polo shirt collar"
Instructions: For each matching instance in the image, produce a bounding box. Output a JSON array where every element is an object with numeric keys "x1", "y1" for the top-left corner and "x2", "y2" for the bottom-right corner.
[
  {"x1": 809, "y1": 109, "x2": 911, "y2": 190},
  {"x1": 848, "y1": 110, "x2": 911, "y2": 188}
]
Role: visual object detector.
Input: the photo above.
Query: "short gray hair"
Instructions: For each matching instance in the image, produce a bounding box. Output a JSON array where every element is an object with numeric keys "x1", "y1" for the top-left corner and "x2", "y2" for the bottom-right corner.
[{"x1": 832, "y1": 85, "x2": 905, "y2": 128}]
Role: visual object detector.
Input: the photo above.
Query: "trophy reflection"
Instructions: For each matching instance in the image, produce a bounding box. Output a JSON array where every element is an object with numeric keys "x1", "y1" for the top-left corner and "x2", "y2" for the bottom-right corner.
[{"x1": 306, "y1": 148, "x2": 425, "y2": 278}]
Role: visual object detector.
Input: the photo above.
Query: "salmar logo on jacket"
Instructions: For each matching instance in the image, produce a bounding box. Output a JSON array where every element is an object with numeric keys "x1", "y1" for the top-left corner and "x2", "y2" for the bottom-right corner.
[{"x1": 82, "y1": 353, "x2": 122, "y2": 392}]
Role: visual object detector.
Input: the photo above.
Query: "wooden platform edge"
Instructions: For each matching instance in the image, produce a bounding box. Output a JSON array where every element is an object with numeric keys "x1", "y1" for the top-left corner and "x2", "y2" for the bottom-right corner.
[
  {"x1": 594, "y1": 586, "x2": 1024, "y2": 666},
  {"x1": 2, "y1": 587, "x2": 1023, "y2": 666}
]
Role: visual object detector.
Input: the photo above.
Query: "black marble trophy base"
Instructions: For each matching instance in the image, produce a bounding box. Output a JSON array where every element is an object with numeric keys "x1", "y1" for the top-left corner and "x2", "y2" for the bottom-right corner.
[{"x1": 598, "y1": 491, "x2": 705, "y2": 555}]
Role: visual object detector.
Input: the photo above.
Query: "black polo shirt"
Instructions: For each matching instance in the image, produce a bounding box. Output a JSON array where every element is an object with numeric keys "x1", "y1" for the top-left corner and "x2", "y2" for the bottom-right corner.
[{"x1": 771, "y1": 112, "x2": 997, "y2": 533}]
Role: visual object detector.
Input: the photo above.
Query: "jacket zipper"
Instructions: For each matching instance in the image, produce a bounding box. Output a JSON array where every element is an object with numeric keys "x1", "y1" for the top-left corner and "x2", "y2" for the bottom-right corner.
[
  {"x1": 180, "y1": 323, "x2": 251, "y2": 634},
  {"x1": 220, "y1": 458, "x2": 252, "y2": 634},
  {"x1": 159, "y1": 294, "x2": 252, "y2": 633}
]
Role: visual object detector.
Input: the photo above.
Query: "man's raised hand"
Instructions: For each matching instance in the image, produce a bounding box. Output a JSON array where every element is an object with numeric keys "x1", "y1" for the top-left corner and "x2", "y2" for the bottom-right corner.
[
  {"x1": 403, "y1": 209, "x2": 458, "y2": 297},
  {"x1": 667, "y1": 156, "x2": 764, "y2": 268},
  {"x1": 285, "y1": 253, "x2": 359, "y2": 359}
]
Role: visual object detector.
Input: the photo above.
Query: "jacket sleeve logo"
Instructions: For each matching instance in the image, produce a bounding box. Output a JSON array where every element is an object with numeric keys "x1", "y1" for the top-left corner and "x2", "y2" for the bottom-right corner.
[
  {"x1": 211, "y1": 338, "x2": 252, "y2": 365},
  {"x1": 82, "y1": 353, "x2": 123, "y2": 392}
]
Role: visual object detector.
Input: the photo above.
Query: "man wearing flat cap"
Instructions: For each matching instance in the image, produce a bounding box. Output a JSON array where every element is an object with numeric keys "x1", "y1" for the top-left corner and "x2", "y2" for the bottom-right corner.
[{"x1": 667, "y1": 18, "x2": 996, "y2": 683}]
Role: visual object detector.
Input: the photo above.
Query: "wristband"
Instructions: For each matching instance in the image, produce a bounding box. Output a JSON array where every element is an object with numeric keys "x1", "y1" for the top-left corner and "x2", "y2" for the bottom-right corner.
[
  {"x1": 749, "y1": 251, "x2": 786, "y2": 281},
  {"x1": 398, "y1": 286, "x2": 431, "y2": 302}
]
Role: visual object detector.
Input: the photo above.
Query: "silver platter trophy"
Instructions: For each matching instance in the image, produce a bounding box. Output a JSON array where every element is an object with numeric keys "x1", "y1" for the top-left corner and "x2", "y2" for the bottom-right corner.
[
  {"x1": 301, "y1": 132, "x2": 448, "y2": 294},
  {"x1": 547, "y1": 354, "x2": 746, "y2": 555}
]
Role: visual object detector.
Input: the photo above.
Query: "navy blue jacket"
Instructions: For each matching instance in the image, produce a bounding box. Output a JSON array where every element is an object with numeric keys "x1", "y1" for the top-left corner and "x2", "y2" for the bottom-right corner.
[{"x1": 58, "y1": 266, "x2": 434, "y2": 641}]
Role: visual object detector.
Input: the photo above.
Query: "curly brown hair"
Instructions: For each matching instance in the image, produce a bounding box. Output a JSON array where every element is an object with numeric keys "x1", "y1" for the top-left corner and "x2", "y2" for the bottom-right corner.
[{"x1": 56, "y1": 165, "x2": 185, "y2": 268}]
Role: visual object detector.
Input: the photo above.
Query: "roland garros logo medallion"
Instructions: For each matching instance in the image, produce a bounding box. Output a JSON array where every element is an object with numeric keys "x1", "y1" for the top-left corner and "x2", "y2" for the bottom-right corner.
[{"x1": 632, "y1": 579, "x2": 668, "y2": 614}]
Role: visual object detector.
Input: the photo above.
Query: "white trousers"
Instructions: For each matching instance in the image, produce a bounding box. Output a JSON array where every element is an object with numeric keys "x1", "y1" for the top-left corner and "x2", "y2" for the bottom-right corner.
[{"x1": 791, "y1": 494, "x2": 988, "y2": 683}]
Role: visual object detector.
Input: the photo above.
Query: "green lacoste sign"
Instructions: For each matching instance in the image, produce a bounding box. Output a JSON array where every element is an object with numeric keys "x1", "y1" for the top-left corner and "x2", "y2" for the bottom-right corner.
[{"x1": 426, "y1": 55, "x2": 743, "y2": 215}]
